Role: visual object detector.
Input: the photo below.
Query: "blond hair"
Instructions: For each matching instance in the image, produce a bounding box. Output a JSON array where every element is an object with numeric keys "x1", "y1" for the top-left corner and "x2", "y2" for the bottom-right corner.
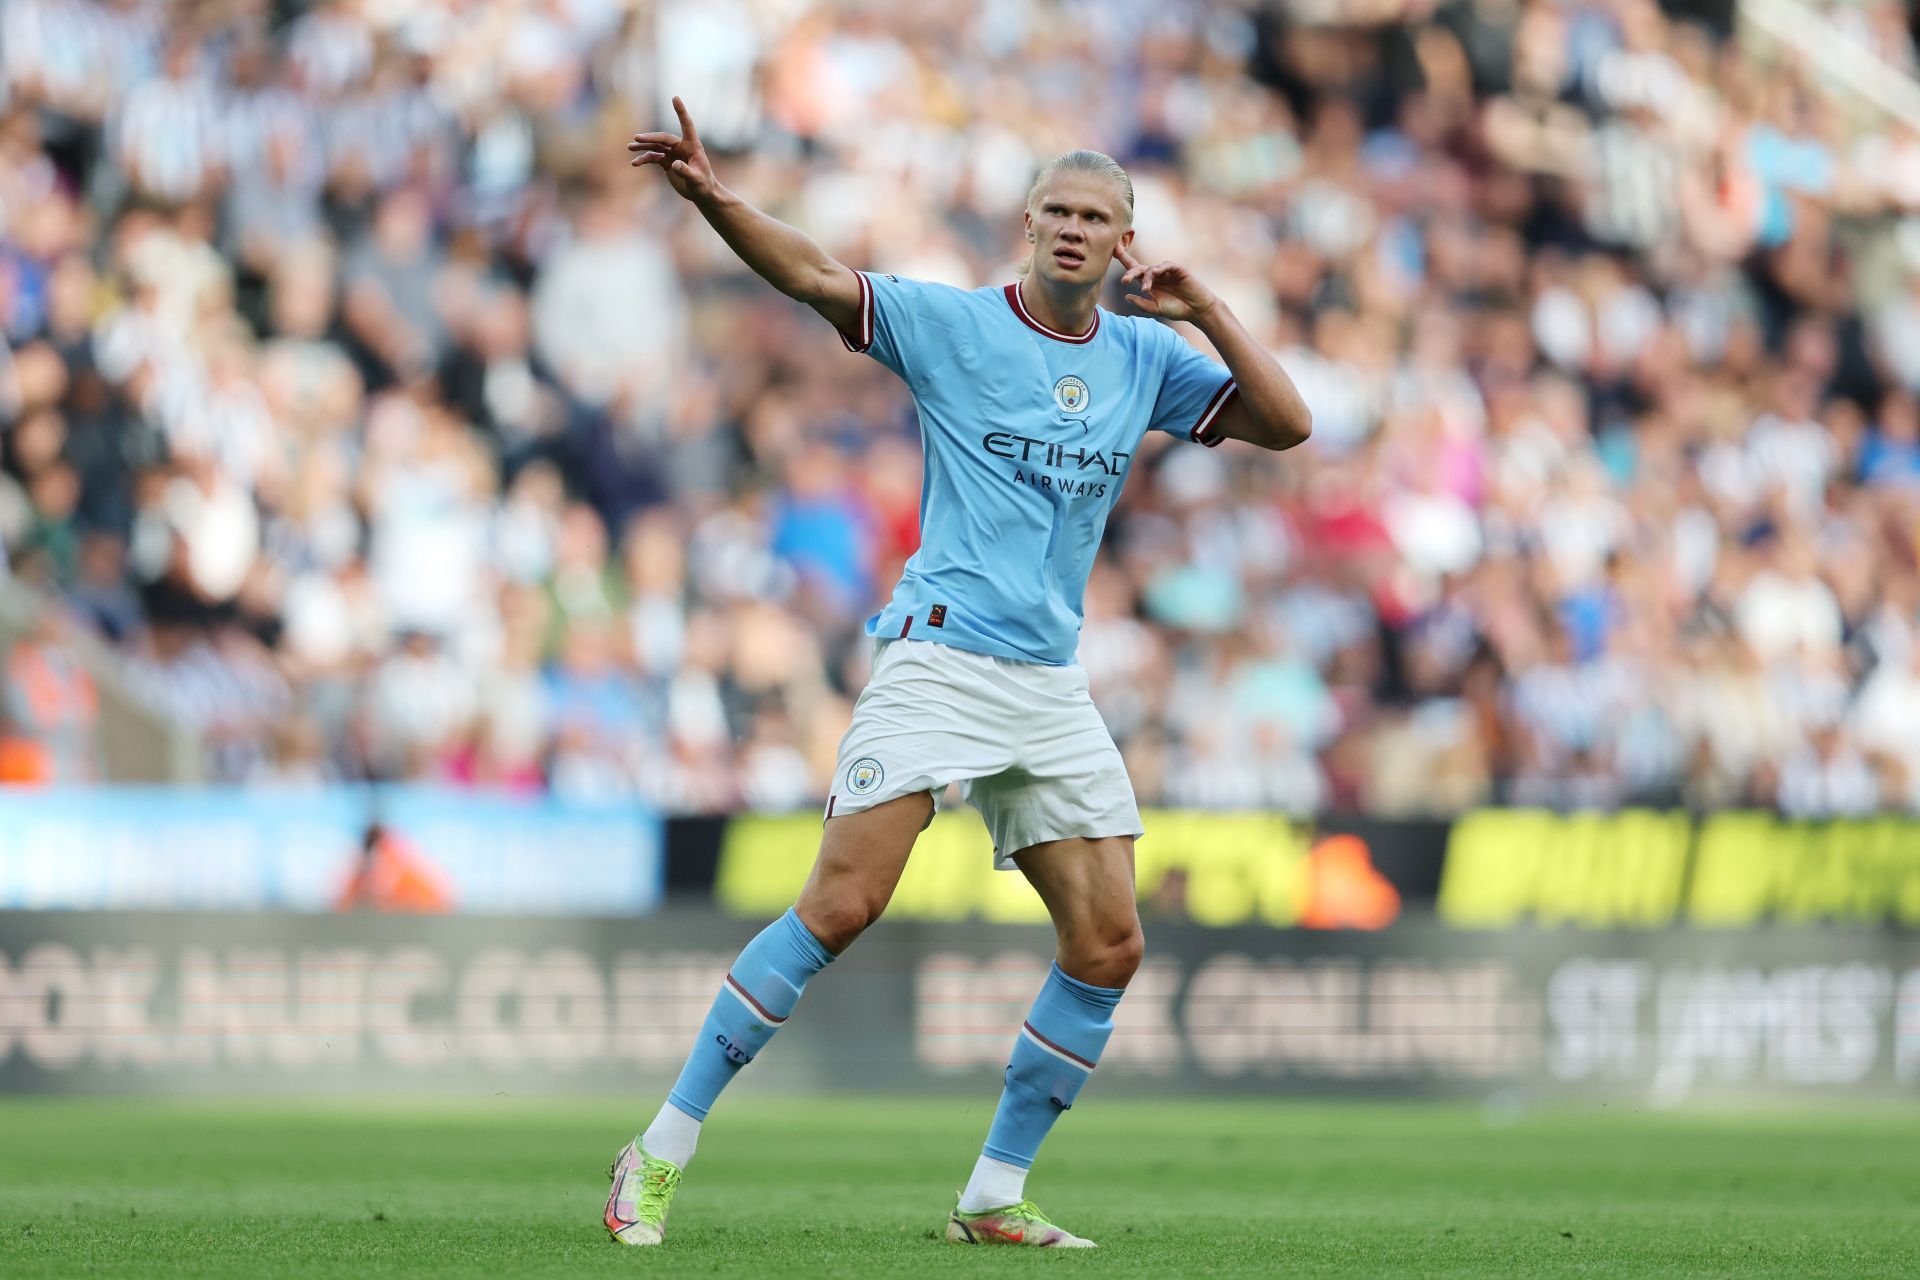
[{"x1": 1018, "y1": 150, "x2": 1134, "y2": 277}]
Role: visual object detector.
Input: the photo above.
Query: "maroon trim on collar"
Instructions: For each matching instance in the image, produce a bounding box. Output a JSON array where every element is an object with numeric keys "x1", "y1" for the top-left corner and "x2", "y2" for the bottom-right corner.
[{"x1": 1003, "y1": 282, "x2": 1099, "y2": 344}]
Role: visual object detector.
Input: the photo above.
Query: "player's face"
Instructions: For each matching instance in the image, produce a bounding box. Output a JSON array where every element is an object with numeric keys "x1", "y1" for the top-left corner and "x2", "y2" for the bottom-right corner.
[{"x1": 1025, "y1": 175, "x2": 1133, "y2": 287}]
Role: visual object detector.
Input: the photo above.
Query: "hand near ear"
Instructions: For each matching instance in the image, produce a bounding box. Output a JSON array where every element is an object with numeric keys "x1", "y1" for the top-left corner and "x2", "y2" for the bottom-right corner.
[{"x1": 1113, "y1": 245, "x2": 1216, "y2": 321}]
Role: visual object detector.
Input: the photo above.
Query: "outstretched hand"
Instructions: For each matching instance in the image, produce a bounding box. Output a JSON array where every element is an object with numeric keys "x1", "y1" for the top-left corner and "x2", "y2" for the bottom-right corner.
[
  {"x1": 628, "y1": 97, "x2": 716, "y2": 201},
  {"x1": 1114, "y1": 245, "x2": 1216, "y2": 322}
]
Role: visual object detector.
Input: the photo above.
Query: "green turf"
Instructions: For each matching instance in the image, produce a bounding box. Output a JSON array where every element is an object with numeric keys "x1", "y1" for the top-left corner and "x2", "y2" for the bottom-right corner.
[{"x1": 0, "y1": 1096, "x2": 1916, "y2": 1278}]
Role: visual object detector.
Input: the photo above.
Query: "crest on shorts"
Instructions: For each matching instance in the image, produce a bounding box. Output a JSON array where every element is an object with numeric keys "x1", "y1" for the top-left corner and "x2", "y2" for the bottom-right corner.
[
  {"x1": 1053, "y1": 375, "x2": 1089, "y2": 414},
  {"x1": 847, "y1": 757, "x2": 884, "y2": 795}
]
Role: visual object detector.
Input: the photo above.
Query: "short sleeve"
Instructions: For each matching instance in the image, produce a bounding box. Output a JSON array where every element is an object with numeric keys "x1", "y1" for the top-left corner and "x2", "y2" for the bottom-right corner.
[
  {"x1": 1145, "y1": 323, "x2": 1237, "y2": 448},
  {"x1": 835, "y1": 272, "x2": 967, "y2": 384}
]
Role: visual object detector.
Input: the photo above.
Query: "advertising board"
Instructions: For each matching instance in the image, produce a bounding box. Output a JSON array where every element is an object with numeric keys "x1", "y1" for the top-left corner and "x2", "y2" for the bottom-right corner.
[{"x1": 4, "y1": 911, "x2": 1915, "y2": 1103}]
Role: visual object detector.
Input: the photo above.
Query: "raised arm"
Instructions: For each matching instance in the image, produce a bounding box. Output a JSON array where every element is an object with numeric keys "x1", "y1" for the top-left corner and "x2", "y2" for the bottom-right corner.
[
  {"x1": 1116, "y1": 245, "x2": 1312, "y2": 452},
  {"x1": 630, "y1": 98, "x2": 862, "y2": 337}
]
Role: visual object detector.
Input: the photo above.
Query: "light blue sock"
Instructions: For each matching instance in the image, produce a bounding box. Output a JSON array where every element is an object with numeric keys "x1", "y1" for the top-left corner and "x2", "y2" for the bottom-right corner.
[
  {"x1": 665, "y1": 908, "x2": 834, "y2": 1121},
  {"x1": 982, "y1": 962, "x2": 1124, "y2": 1168}
]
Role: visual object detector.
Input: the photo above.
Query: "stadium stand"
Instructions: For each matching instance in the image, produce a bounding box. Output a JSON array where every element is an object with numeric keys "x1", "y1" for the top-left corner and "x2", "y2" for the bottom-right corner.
[{"x1": 4, "y1": 0, "x2": 1920, "y2": 819}]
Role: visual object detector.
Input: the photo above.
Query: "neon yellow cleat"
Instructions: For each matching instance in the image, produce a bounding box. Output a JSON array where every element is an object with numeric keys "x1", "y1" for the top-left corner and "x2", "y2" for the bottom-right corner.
[
  {"x1": 603, "y1": 1137, "x2": 682, "y2": 1246},
  {"x1": 946, "y1": 1199, "x2": 1097, "y2": 1248}
]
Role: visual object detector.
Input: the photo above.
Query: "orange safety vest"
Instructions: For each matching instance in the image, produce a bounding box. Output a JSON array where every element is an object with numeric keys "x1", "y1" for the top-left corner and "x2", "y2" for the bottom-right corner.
[
  {"x1": 1299, "y1": 834, "x2": 1401, "y2": 931},
  {"x1": 335, "y1": 831, "x2": 454, "y2": 913}
]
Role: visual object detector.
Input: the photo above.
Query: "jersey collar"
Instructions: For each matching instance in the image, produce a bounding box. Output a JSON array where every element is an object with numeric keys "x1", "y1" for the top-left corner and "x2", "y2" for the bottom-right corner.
[{"x1": 1003, "y1": 282, "x2": 1099, "y2": 344}]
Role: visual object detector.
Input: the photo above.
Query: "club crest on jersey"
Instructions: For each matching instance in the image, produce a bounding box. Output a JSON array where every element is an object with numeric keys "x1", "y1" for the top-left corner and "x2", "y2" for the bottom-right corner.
[
  {"x1": 847, "y1": 757, "x2": 884, "y2": 795},
  {"x1": 1053, "y1": 375, "x2": 1090, "y2": 414}
]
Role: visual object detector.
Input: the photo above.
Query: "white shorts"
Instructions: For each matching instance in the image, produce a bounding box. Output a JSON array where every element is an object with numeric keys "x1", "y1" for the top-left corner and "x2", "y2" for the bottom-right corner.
[{"x1": 825, "y1": 637, "x2": 1143, "y2": 869}]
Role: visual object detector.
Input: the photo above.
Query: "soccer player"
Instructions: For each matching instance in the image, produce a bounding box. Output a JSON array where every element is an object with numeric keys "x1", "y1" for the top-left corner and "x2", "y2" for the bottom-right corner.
[{"x1": 607, "y1": 99, "x2": 1311, "y2": 1249}]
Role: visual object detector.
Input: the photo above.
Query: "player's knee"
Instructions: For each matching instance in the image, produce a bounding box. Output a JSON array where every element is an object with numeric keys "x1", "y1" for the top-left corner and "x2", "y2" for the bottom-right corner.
[
  {"x1": 797, "y1": 889, "x2": 885, "y2": 954},
  {"x1": 1068, "y1": 921, "x2": 1143, "y2": 989},
  {"x1": 1102, "y1": 925, "x2": 1145, "y2": 987}
]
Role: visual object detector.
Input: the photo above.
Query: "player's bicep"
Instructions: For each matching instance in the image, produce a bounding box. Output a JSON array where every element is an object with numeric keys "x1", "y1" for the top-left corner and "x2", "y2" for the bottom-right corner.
[
  {"x1": 1197, "y1": 388, "x2": 1255, "y2": 446},
  {"x1": 809, "y1": 262, "x2": 866, "y2": 349}
]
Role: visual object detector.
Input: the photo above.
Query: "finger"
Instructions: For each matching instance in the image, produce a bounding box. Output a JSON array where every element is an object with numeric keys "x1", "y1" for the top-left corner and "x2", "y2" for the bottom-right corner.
[
  {"x1": 672, "y1": 96, "x2": 699, "y2": 145},
  {"x1": 628, "y1": 142, "x2": 672, "y2": 154},
  {"x1": 630, "y1": 132, "x2": 680, "y2": 144},
  {"x1": 1141, "y1": 269, "x2": 1157, "y2": 294},
  {"x1": 1114, "y1": 244, "x2": 1141, "y2": 270}
]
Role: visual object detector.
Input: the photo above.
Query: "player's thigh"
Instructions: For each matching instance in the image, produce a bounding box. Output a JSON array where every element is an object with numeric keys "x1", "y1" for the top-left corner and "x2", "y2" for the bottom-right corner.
[
  {"x1": 1010, "y1": 833, "x2": 1142, "y2": 986},
  {"x1": 993, "y1": 686, "x2": 1145, "y2": 974},
  {"x1": 1011, "y1": 832, "x2": 1139, "y2": 938},
  {"x1": 795, "y1": 790, "x2": 935, "y2": 952}
]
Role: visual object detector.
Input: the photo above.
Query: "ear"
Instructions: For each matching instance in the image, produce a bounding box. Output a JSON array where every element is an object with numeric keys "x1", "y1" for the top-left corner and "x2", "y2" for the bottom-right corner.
[
  {"x1": 1119, "y1": 226, "x2": 1136, "y2": 253},
  {"x1": 1024, "y1": 208, "x2": 1034, "y2": 241}
]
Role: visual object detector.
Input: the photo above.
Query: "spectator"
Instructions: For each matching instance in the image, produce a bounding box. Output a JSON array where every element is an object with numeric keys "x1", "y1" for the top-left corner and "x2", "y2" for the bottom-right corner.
[{"x1": 2, "y1": 609, "x2": 99, "y2": 783}]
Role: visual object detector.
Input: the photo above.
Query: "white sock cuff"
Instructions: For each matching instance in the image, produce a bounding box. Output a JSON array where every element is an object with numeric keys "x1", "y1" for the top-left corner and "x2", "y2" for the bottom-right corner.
[
  {"x1": 642, "y1": 1101, "x2": 703, "y2": 1170},
  {"x1": 958, "y1": 1153, "x2": 1029, "y2": 1213}
]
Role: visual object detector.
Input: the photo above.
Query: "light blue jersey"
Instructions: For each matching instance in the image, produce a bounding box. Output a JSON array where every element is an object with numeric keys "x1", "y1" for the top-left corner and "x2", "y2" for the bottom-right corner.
[{"x1": 838, "y1": 272, "x2": 1236, "y2": 665}]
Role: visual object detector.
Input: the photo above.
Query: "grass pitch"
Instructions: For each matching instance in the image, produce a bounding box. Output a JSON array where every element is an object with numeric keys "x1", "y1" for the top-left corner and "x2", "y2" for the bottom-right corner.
[{"x1": 0, "y1": 1096, "x2": 1916, "y2": 1277}]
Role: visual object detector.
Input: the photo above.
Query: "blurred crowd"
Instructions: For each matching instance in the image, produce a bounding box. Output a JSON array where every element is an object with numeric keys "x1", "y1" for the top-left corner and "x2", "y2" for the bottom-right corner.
[{"x1": 5, "y1": 0, "x2": 1920, "y2": 818}]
